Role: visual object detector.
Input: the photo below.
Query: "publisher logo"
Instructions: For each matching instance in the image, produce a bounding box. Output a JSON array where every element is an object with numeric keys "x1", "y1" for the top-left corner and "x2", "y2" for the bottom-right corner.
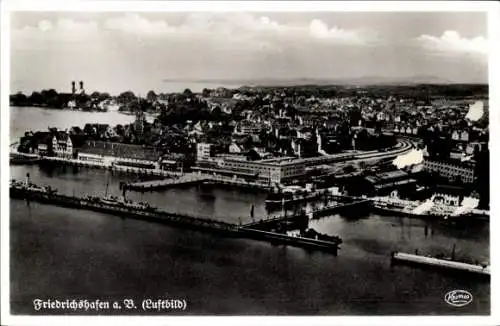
[{"x1": 444, "y1": 290, "x2": 473, "y2": 307}]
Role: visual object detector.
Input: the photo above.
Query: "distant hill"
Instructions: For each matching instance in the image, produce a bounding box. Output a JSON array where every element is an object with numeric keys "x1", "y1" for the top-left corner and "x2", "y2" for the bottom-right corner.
[{"x1": 163, "y1": 75, "x2": 485, "y2": 88}]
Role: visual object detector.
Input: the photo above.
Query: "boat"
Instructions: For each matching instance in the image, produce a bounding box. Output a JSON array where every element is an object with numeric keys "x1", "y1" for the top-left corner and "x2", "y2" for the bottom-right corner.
[
  {"x1": 391, "y1": 246, "x2": 490, "y2": 277},
  {"x1": 99, "y1": 175, "x2": 156, "y2": 211},
  {"x1": 11, "y1": 177, "x2": 156, "y2": 212},
  {"x1": 10, "y1": 152, "x2": 40, "y2": 165},
  {"x1": 98, "y1": 196, "x2": 150, "y2": 209},
  {"x1": 300, "y1": 228, "x2": 343, "y2": 244},
  {"x1": 10, "y1": 176, "x2": 58, "y2": 195},
  {"x1": 10, "y1": 156, "x2": 40, "y2": 165},
  {"x1": 99, "y1": 196, "x2": 123, "y2": 206}
]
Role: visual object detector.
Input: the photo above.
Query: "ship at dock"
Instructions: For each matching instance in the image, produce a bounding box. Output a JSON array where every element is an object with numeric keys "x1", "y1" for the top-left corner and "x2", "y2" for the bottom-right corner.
[
  {"x1": 10, "y1": 175, "x2": 156, "y2": 212},
  {"x1": 10, "y1": 177, "x2": 57, "y2": 195},
  {"x1": 372, "y1": 190, "x2": 488, "y2": 221},
  {"x1": 10, "y1": 152, "x2": 40, "y2": 165}
]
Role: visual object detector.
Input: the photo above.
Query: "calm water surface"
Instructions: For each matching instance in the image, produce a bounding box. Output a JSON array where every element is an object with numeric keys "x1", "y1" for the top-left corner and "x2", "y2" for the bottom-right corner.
[
  {"x1": 9, "y1": 108, "x2": 490, "y2": 315},
  {"x1": 10, "y1": 106, "x2": 155, "y2": 141}
]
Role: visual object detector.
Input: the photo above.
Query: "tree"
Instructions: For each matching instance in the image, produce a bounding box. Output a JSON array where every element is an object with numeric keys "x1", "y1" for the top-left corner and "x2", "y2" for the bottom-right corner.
[
  {"x1": 10, "y1": 92, "x2": 28, "y2": 106},
  {"x1": 247, "y1": 149, "x2": 261, "y2": 161},
  {"x1": 41, "y1": 89, "x2": 58, "y2": 99},
  {"x1": 183, "y1": 88, "x2": 193, "y2": 96},
  {"x1": 29, "y1": 91, "x2": 44, "y2": 105},
  {"x1": 209, "y1": 106, "x2": 223, "y2": 121},
  {"x1": 117, "y1": 91, "x2": 136, "y2": 104},
  {"x1": 83, "y1": 123, "x2": 96, "y2": 136},
  {"x1": 98, "y1": 92, "x2": 111, "y2": 102},
  {"x1": 202, "y1": 88, "x2": 211, "y2": 97},
  {"x1": 243, "y1": 136, "x2": 254, "y2": 150},
  {"x1": 114, "y1": 124, "x2": 125, "y2": 136},
  {"x1": 147, "y1": 90, "x2": 157, "y2": 102},
  {"x1": 76, "y1": 93, "x2": 90, "y2": 105},
  {"x1": 348, "y1": 108, "x2": 362, "y2": 127}
]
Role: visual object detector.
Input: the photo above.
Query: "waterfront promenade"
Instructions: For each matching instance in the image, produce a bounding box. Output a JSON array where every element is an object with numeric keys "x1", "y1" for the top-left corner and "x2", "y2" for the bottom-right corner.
[
  {"x1": 124, "y1": 173, "x2": 272, "y2": 191},
  {"x1": 41, "y1": 156, "x2": 182, "y2": 177}
]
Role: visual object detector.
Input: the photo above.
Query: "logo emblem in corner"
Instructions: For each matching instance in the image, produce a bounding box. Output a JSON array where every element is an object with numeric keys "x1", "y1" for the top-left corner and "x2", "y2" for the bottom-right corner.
[{"x1": 445, "y1": 290, "x2": 473, "y2": 307}]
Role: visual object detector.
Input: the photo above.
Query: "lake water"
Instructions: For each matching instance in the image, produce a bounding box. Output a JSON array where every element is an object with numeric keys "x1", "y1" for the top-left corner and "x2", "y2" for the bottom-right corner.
[
  {"x1": 10, "y1": 106, "x2": 156, "y2": 142},
  {"x1": 9, "y1": 107, "x2": 490, "y2": 315}
]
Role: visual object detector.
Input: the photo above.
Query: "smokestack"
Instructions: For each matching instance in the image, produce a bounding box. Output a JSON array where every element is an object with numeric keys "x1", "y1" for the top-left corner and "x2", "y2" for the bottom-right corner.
[
  {"x1": 25, "y1": 173, "x2": 30, "y2": 187},
  {"x1": 71, "y1": 81, "x2": 76, "y2": 94},
  {"x1": 79, "y1": 81, "x2": 84, "y2": 91}
]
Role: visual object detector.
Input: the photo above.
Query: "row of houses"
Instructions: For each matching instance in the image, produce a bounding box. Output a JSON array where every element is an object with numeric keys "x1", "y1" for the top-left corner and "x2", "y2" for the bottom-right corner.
[{"x1": 393, "y1": 125, "x2": 475, "y2": 142}]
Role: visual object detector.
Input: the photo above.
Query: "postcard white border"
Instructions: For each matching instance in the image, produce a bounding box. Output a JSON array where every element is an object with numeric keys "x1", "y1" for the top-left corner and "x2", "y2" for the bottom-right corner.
[{"x1": 1, "y1": 1, "x2": 499, "y2": 326}]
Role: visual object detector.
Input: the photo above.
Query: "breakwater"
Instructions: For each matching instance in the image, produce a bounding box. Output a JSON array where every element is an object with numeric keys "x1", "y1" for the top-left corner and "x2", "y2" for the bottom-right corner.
[
  {"x1": 391, "y1": 252, "x2": 490, "y2": 277},
  {"x1": 10, "y1": 185, "x2": 341, "y2": 254}
]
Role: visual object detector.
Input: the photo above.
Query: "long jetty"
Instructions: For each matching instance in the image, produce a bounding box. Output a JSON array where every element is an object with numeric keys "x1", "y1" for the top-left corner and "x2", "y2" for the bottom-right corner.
[
  {"x1": 391, "y1": 252, "x2": 490, "y2": 277},
  {"x1": 10, "y1": 186, "x2": 341, "y2": 254},
  {"x1": 242, "y1": 198, "x2": 372, "y2": 231},
  {"x1": 309, "y1": 198, "x2": 373, "y2": 218}
]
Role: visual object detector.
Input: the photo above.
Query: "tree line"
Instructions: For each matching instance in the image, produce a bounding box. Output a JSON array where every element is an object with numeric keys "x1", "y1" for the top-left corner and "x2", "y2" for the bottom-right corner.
[{"x1": 10, "y1": 89, "x2": 112, "y2": 109}]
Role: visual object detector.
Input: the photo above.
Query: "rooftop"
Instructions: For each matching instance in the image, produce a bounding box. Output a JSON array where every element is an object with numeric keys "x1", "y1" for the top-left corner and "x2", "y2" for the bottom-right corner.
[
  {"x1": 365, "y1": 170, "x2": 411, "y2": 184},
  {"x1": 79, "y1": 140, "x2": 161, "y2": 162}
]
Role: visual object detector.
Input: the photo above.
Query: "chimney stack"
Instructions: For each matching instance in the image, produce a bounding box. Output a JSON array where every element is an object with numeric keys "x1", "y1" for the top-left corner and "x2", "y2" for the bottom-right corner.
[
  {"x1": 71, "y1": 81, "x2": 76, "y2": 94},
  {"x1": 79, "y1": 81, "x2": 84, "y2": 91}
]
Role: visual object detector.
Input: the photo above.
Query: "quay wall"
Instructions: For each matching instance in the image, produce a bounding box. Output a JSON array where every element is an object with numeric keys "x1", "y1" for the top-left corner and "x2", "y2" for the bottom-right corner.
[{"x1": 39, "y1": 156, "x2": 181, "y2": 177}]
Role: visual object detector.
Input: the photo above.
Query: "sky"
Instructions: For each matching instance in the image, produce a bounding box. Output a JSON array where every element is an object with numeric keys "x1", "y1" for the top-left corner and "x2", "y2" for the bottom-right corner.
[{"x1": 10, "y1": 11, "x2": 488, "y2": 95}]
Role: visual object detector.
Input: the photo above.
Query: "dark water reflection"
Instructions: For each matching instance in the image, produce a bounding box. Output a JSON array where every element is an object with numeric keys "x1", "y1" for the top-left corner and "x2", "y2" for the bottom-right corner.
[{"x1": 10, "y1": 165, "x2": 490, "y2": 315}]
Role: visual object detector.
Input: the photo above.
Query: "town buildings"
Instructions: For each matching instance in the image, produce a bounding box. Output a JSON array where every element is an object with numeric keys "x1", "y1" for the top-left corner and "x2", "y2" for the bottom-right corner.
[
  {"x1": 77, "y1": 140, "x2": 162, "y2": 169},
  {"x1": 193, "y1": 156, "x2": 307, "y2": 185},
  {"x1": 361, "y1": 170, "x2": 417, "y2": 196},
  {"x1": 196, "y1": 143, "x2": 213, "y2": 161},
  {"x1": 52, "y1": 133, "x2": 73, "y2": 159}
]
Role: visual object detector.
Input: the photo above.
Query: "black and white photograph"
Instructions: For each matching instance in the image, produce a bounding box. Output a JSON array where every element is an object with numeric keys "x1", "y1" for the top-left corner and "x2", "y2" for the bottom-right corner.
[{"x1": 1, "y1": 1, "x2": 499, "y2": 325}]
